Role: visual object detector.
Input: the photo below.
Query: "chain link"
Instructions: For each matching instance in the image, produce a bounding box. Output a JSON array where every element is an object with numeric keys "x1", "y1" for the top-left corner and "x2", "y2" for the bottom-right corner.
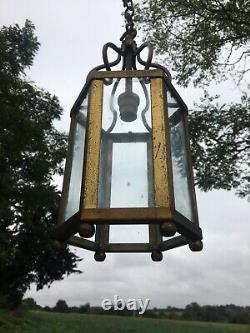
[{"x1": 120, "y1": 0, "x2": 137, "y2": 41}]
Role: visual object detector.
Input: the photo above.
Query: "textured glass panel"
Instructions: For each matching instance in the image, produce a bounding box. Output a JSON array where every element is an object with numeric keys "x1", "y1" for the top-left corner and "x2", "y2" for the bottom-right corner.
[
  {"x1": 63, "y1": 97, "x2": 88, "y2": 221},
  {"x1": 167, "y1": 92, "x2": 194, "y2": 221},
  {"x1": 111, "y1": 142, "x2": 148, "y2": 208}
]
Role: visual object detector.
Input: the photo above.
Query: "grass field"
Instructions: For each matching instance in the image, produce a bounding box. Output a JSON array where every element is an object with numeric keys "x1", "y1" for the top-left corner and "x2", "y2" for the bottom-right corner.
[{"x1": 1, "y1": 310, "x2": 250, "y2": 333}]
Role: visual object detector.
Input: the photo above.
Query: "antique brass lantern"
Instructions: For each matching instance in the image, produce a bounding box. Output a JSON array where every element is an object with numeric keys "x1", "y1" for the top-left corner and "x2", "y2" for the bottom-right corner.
[{"x1": 54, "y1": 0, "x2": 203, "y2": 261}]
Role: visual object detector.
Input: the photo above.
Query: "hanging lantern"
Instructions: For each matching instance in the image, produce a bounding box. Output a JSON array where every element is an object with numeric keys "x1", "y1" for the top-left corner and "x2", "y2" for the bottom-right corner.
[{"x1": 54, "y1": 0, "x2": 203, "y2": 261}]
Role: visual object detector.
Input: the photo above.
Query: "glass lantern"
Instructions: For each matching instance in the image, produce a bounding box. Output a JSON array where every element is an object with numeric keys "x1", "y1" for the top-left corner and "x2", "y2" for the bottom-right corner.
[
  {"x1": 54, "y1": 0, "x2": 203, "y2": 261},
  {"x1": 55, "y1": 68, "x2": 203, "y2": 261}
]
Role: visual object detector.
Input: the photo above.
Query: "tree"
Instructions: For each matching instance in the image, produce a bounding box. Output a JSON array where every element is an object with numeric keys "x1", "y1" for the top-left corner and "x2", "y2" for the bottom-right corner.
[
  {"x1": 0, "y1": 20, "x2": 81, "y2": 309},
  {"x1": 54, "y1": 300, "x2": 69, "y2": 313},
  {"x1": 79, "y1": 303, "x2": 90, "y2": 314},
  {"x1": 190, "y1": 93, "x2": 250, "y2": 198},
  {"x1": 137, "y1": 0, "x2": 250, "y2": 199},
  {"x1": 136, "y1": 0, "x2": 250, "y2": 86},
  {"x1": 22, "y1": 297, "x2": 40, "y2": 310}
]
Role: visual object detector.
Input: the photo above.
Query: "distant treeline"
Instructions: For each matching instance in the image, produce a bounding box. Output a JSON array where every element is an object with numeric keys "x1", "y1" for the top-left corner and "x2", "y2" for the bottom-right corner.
[{"x1": 23, "y1": 298, "x2": 250, "y2": 325}]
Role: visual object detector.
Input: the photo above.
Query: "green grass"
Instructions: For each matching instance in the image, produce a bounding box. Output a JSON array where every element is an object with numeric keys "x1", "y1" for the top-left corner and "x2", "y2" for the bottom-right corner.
[{"x1": 0, "y1": 310, "x2": 250, "y2": 333}]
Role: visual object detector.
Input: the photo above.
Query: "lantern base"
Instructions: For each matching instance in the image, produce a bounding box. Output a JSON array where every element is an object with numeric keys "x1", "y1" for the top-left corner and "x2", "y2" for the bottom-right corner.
[
  {"x1": 151, "y1": 250, "x2": 163, "y2": 262},
  {"x1": 79, "y1": 223, "x2": 95, "y2": 238},
  {"x1": 161, "y1": 221, "x2": 177, "y2": 237},
  {"x1": 94, "y1": 251, "x2": 106, "y2": 262},
  {"x1": 189, "y1": 240, "x2": 203, "y2": 252}
]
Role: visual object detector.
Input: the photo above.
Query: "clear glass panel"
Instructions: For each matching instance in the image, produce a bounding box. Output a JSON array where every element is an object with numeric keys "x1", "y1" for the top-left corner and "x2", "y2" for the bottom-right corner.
[
  {"x1": 98, "y1": 78, "x2": 153, "y2": 209},
  {"x1": 101, "y1": 77, "x2": 152, "y2": 133},
  {"x1": 111, "y1": 142, "x2": 148, "y2": 207},
  {"x1": 63, "y1": 96, "x2": 88, "y2": 221},
  {"x1": 98, "y1": 77, "x2": 152, "y2": 244},
  {"x1": 167, "y1": 91, "x2": 194, "y2": 222},
  {"x1": 109, "y1": 225, "x2": 149, "y2": 243}
]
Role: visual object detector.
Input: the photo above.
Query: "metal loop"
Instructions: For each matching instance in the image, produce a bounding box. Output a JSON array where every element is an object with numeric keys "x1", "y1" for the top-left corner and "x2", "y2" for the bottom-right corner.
[
  {"x1": 102, "y1": 43, "x2": 122, "y2": 71},
  {"x1": 136, "y1": 42, "x2": 154, "y2": 70}
]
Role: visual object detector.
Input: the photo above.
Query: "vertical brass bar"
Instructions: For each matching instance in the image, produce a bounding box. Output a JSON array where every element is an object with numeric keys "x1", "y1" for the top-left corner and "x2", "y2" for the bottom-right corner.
[
  {"x1": 82, "y1": 80, "x2": 103, "y2": 209},
  {"x1": 163, "y1": 86, "x2": 176, "y2": 211},
  {"x1": 151, "y1": 78, "x2": 171, "y2": 208},
  {"x1": 149, "y1": 224, "x2": 162, "y2": 249},
  {"x1": 95, "y1": 225, "x2": 110, "y2": 251},
  {"x1": 147, "y1": 135, "x2": 162, "y2": 248},
  {"x1": 147, "y1": 135, "x2": 154, "y2": 207}
]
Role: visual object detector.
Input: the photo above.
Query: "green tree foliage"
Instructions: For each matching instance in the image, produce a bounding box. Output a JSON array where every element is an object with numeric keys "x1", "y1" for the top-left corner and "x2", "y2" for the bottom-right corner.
[
  {"x1": 22, "y1": 297, "x2": 40, "y2": 310},
  {"x1": 136, "y1": 0, "x2": 250, "y2": 86},
  {"x1": 54, "y1": 300, "x2": 69, "y2": 313},
  {"x1": 190, "y1": 93, "x2": 250, "y2": 198},
  {"x1": 137, "y1": 0, "x2": 250, "y2": 199},
  {"x1": 79, "y1": 303, "x2": 91, "y2": 314},
  {"x1": 0, "y1": 20, "x2": 81, "y2": 309}
]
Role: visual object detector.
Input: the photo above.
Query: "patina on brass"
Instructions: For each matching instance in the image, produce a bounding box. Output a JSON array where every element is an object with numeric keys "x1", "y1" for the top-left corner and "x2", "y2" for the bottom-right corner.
[
  {"x1": 151, "y1": 78, "x2": 171, "y2": 208},
  {"x1": 55, "y1": 69, "x2": 203, "y2": 260},
  {"x1": 54, "y1": 0, "x2": 203, "y2": 261},
  {"x1": 82, "y1": 80, "x2": 103, "y2": 209}
]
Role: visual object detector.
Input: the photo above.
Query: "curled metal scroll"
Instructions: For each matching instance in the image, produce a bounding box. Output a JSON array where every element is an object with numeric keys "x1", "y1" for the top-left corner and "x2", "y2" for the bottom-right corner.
[
  {"x1": 106, "y1": 78, "x2": 120, "y2": 133},
  {"x1": 71, "y1": 2, "x2": 172, "y2": 118},
  {"x1": 102, "y1": 43, "x2": 122, "y2": 71},
  {"x1": 86, "y1": 43, "x2": 122, "y2": 84},
  {"x1": 136, "y1": 42, "x2": 153, "y2": 70},
  {"x1": 136, "y1": 42, "x2": 172, "y2": 80},
  {"x1": 140, "y1": 79, "x2": 151, "y2": 132},
  {"x1": 85, "y1": 39, "x2": 172, "y2": 77}
]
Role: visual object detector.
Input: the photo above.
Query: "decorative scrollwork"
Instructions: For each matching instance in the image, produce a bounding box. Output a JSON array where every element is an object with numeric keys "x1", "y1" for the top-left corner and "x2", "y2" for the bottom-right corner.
[
  {"x1": 136, "y1": 42, "x2": 153, "y2": 70},
  {"x1": 102, "y1": 43, "x2": 122, "y2": 71}
]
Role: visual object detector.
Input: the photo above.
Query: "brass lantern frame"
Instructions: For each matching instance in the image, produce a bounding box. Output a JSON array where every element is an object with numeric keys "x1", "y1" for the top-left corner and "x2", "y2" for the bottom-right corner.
[
  {"x1": 54, "y1": 0, "x2": 203, "y2": 260},
  {"x1": 55, "y1": 69, "x2": 203, "y2": 260}
]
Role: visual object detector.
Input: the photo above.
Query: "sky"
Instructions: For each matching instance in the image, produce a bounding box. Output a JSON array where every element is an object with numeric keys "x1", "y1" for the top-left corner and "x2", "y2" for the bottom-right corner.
[{"x1": 1, "y1": 0, "x2": 249, "y2": 309}]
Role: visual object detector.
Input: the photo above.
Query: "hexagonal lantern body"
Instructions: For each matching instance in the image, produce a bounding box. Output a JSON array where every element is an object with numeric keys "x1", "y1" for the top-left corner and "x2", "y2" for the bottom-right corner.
[{"x1": 55, "y1": 69, "x2": 202, "y2": 260}]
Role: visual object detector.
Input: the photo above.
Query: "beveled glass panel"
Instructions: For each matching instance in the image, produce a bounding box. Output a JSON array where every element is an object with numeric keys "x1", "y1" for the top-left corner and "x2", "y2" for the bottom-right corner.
[
  {"x1": 167, "y1": 91, "x2": 194, "y2": 222},
  {"x1": 63, "y1": 96, "x2": 88, "y2": 221}
]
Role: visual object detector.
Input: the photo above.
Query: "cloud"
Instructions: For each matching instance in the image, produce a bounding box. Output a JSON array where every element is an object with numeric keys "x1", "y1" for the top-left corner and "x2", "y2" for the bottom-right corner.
[
  {"x1": 3, "y1": 0, "x2": 249, "y2": 309},
  {"x1": 26, "y1": 189, "x2": 250, "y2": 308}
]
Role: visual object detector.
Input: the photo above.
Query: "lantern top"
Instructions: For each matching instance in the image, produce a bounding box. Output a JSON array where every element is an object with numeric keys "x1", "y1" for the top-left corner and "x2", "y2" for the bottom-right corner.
[
  {"x1": 69, "y1": 0, "x2": 180, "y2": 117},
  {"x1": 71, "y1": 69, "x2": 188, "y2": 118}
]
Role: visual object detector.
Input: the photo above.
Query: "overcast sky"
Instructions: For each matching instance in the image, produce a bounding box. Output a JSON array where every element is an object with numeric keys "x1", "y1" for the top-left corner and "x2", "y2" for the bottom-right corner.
[{"x1": 1, "y1": 0, "x2": 249, "y2": 309}]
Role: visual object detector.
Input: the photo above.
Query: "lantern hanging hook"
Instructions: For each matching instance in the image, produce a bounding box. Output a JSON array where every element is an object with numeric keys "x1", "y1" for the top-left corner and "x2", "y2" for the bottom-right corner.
[{"x1": 83, "y1": 0, "x2": 171, "y2": 75}]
